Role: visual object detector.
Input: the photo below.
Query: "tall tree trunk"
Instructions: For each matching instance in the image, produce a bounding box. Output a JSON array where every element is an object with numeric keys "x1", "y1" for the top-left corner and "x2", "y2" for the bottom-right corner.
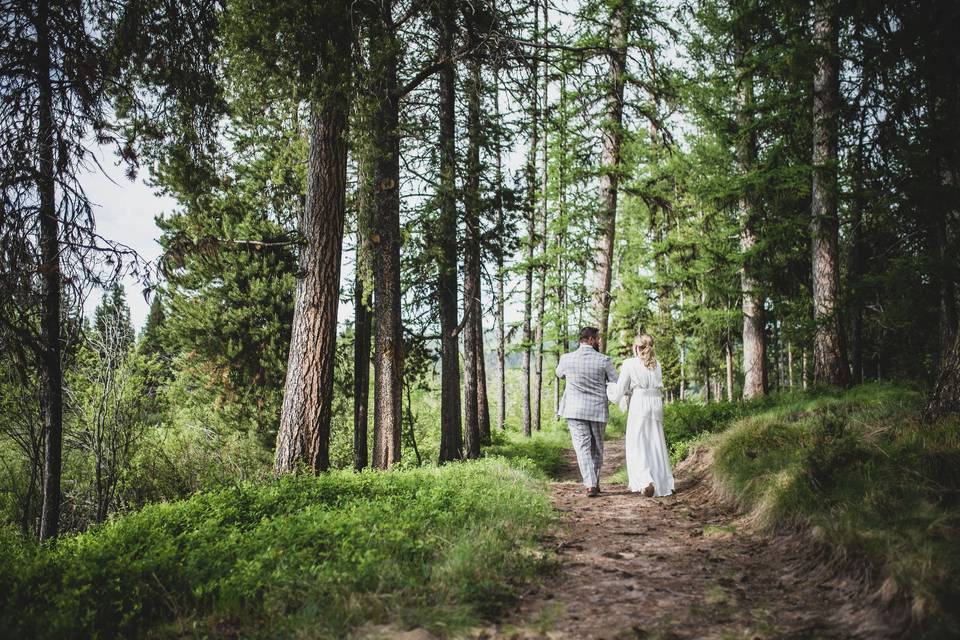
[
  {"x1": 787, "y1": 341, "x2": 795, "y2": 388},
  {"x1": 463, "y1": 52, "x2": 483, "y2": 459},
  {"x1": 736, "y1": 42, "x2": 766, "y2": 400},
  {"x1": 521, "y1": 0, "x2": 540, "y2": 438},
  {"x1": 495, "y1": 67, "x2": 507, "y2": 432},
  {"x1": 353, "y1": 157, "x2": 373, "y2": 471},
  {"x1": 554, "y1": 57, "x2": 568, "y2": 415},
  {"x1": 436, "y1": 1, "x2": 463, "y2": 462},
  {"x1": 679, "y1": 343, "x2": 686, "y2": 401},
  {"x1": 532, "y1": 0, "x2": 550, "y2": 432},
  {"x1": 725, "y1": 339, "x2": 734, "y2": 401},
  {"x1": 476, "y1": 311, "x2": 491, "y2": 443},
  {"x1": 849, "y1": 78, "x2": 867, "y2": 386},
  {"x1": 36, "y1": 0, "x2": 62, "y2": 541},
  {"x1": 353, "y1": 276, "x2": 371, "y2": 471},
  {"x1": 802, "y1": 347, "x2": 809, "y2": 389},
  {"x1": 932, "y1": 170, "x2": 959, "y2": 367},
  {"x1": 522, "y1": 175, "x2": 534, "y2": 438},
  {"x1": 921, "y1": 2, "x2": 960, "y2": 372},
  {"x1": 590, "y1": 1, "x2": 628, "y2": 353},
  {"x1": 370, "y1": 11, "x2": 403, "y2": 469},
  {"x1": 532, "y1": 189, "x2": 547, "y2": 432},
  {"x1": 274, "y1": 98, "x2": 350, "y2": 475},
  {"x1": 470, "y1": 47, "x2": 491, "y2": 445},
  {"x1": 533, "y1": 253, "x2": 546, "y2": 431},
  {"x1": 925, "y1": 329, "x2": 960, "y2": 421},
  {"x1": 679, "y1": 290, "x2": 686, "y2": 401},
  {"x1": 811, "y1": 0, "x2": 851, "y2": 387},
  {"x1": 776, "y1": 326, "x2": 785, "y2": 389}
]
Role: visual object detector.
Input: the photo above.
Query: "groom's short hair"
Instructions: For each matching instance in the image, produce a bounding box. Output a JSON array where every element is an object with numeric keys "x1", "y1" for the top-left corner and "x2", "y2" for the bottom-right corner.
[{"x1": 579, "y1": 326, "x2": 600, "y2": 342}]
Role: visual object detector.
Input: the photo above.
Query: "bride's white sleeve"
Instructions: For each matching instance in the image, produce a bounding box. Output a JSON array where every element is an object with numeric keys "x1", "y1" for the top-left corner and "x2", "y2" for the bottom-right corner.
[{"x1": 607, "y1": 361, "x2": 632, "y2": 409}]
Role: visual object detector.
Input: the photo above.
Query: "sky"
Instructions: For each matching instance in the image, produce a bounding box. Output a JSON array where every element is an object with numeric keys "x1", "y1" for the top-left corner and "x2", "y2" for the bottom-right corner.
[
  {"x1": 81, "y1": 147, "x2": 174, "y2": 330},
  {"x1": 80, "y1": 147, "x2": 360, "y2": 332}
]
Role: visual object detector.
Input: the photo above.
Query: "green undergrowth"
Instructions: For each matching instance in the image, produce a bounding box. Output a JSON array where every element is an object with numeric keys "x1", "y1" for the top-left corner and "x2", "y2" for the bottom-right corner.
[
  {"x1": 663, "y1": 391, "x2": 812, "y2": 464},
  {"x1": 709, "y1": 383, "x2": 960, "y2": 637},
  {"x1": 484, "y1": 424, "x2": 570, "y2": 479},
  {"x1": 606, "y1": 390, "x2": 803, "y2": 468},
  {"x1": 0, "y1": 460, "x2": 554, "y2": 639}
]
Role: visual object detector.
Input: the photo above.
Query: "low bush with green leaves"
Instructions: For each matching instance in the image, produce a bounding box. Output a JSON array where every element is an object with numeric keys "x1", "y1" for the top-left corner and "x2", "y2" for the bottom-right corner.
[
  {"x1": 656, "y1": 391, "x2": 811, "y2": 464},
  {"x1": 0, "y1": 459, "x2": 554, "y2": 639},
  {"x1": 709, "y1": 383, "x2": 960, "y2": 636},
  {"x1": 484, "y1": 425, "x2": 570, "y2": 479}
]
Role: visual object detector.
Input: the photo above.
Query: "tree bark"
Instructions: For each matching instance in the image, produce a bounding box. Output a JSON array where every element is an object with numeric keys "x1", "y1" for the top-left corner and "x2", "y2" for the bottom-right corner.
[
  {"x1": 787, "y1": 341, "x2": 795, "y2": 388},
  {"x1": 811, "y1": 0, "x2": 851, "y2": 388},
  {"x1": 590, "y1": 1, "x2": 628, "y2": 354},
  {"x1": 37, "y1": 0, "x2": 62, "y2": 540},
  {"x1": 532, "y1": 0, "x2": 552, "y2": 432},
  {"x1": 521, "y1": 0, "x2": 540, "y2": 439},
  {"x1": 353, "y1": 156, "x2": 373, "y2": 471},
  {"x1": 736, "y1": 42, "x2": 766, "y2": 400},
  {"x1": 370, "y1": 10, "x2": 403, "y2": 469},
  {"x1": 353, "y1": 278, "x2": 371, "y2": 471},
  {"x1": 522, "y1": 173, "x2": 534, "y2": 437},
  {"x1": 725, "y1": 340, "x2": 734, "y2": 401},
  {"x1": 436, "y1": 1, "x2": 463, "y2": 463},
  {"x1": 473, "y1": 54, "x2": 491, "y2": 446},
  {"x1": 274, "y1": 98, "x2": 350, "y2": 475},
  {"x1": 554, "y1": 58, "x2": 569, "y2": 414},
  {"x1": 476, "y1": 309, "x2": 491, "y2": 444},
  {"x1": 849, "y1": 107, "x2": 867, "y2": 386},
  {"x1": 925, "y1": 328, "x2": 960, "y2": 421},
  {"x1": 802, "y1": 347, "x2": 809, "y2": 389},
  {"x1": 533, "y1": 263, "x2": 546, "y2": 432},
  {"x1": 532, "y1": 199, "x2": 547, "y2": 432},
  {"x1": 494, "y1": 66, "x2": 507, "y2": 432},
  {"x1": 463, "y1": 51, "x2": 483, "y2": 459}
]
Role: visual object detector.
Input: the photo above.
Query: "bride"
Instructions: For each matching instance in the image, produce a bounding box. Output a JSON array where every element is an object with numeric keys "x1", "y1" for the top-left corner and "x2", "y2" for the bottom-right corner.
[{"x1": 607, "y1": 333, "x2": 675, "y2": 497}]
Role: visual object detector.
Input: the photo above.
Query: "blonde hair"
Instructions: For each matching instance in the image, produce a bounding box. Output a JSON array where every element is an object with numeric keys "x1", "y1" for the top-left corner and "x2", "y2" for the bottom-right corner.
[{"x1": 633, "y1": 334, "x2": 657, "y2": 370}]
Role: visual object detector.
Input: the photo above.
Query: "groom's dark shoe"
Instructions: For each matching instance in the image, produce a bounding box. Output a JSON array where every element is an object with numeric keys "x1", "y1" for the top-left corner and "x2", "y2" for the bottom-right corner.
[{"x1": 586, "y1": 487, "x2": 600, "y2": 498}]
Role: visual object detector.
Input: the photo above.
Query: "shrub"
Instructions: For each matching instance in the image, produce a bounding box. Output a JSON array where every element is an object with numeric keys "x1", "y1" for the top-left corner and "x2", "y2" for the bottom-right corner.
[
  {"x1": 661, "y1": 390, "x2": 822, "y2": 464},
  {"x1": 484, "y1": 426, "x2": 570, "y2": 479},
  {"x1": 0, "y1": 460, "x2": 553, "y2": 639}
]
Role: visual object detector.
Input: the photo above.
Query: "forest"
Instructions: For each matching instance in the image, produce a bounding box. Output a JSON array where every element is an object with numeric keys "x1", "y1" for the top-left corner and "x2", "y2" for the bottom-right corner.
[{"x1": 1, "y1": 0, "x2": 959, "y2": 638}]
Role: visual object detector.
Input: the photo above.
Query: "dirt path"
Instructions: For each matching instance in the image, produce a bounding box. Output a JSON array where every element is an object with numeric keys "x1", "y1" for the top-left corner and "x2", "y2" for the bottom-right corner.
[{"x1": 490, "y1": 437, "x2": 896, "y2": 640}]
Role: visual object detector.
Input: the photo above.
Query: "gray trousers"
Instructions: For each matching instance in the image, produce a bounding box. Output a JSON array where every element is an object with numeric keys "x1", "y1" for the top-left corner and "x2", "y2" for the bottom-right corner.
[{"x1": 567, "y1": 419, "x2": 605, "y2": 488}]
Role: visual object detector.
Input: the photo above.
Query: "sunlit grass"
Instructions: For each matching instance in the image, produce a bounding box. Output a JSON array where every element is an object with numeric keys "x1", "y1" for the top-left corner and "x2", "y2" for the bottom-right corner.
[
  {"x1": 709, "y1": 383, "x2": 960, "y2": 636},
  {"x1": 0, "y1": 460, "x2": 556, "y2": 639}
]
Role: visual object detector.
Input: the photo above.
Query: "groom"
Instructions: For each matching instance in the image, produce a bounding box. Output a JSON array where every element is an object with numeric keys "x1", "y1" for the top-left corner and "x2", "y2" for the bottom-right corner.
[{"x1": 556, "y1": 327, "x2": 618, "y2": 498}]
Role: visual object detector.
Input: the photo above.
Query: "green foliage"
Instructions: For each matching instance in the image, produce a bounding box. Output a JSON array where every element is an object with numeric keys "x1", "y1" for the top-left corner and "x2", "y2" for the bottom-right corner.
[
  {"x1": 610, "y1": 392, "x2": 807, "y2": 466},
  {"x1": 154, "y1": 94, "x2": 305, "y2": 444},
  {"x1": 484, "y1": 427, "x2": 570, "y2": 480},
  {"x1": 92, "y1": 284, "x2": 135, "y2": 353},
  {"x1": 0, "y1": 459, "x2": 554, "y2": 639},
  {"x1": 710, "y1": 384, "x2": 960, "y2": 635}
]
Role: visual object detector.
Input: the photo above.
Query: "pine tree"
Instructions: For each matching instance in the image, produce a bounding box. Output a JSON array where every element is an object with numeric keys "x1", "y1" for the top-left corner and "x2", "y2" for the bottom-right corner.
[{"x1": 810, "y1": 0, "x2": 850, "y2": 387}]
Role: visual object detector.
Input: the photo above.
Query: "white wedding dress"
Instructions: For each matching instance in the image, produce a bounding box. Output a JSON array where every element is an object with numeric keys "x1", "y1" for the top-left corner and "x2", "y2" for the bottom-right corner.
[{"x1": 607, "y1": 358, "x2": 675, "y2": 497}]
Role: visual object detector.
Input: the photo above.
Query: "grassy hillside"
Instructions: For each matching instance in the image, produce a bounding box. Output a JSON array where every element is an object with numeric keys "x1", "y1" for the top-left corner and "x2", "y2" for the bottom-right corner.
[
  {"x1": 707, "y1": 384, "x2": 960, "y2": 637},
  {"x1": 0, "y1": 459, "x2": 554, "y2": 639}
]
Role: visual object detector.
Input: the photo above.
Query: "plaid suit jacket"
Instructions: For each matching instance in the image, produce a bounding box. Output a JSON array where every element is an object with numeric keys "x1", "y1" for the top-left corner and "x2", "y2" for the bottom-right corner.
[{"x1": 556, "y1": 344, "x2": 618, "y2": 422}]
